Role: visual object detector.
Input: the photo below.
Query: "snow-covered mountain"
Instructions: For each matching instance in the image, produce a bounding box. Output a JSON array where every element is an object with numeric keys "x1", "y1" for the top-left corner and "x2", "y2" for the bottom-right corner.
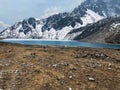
[
  {"x1": 65, "y1": 16, "x2": 120, "y2": 44},
  {"x1": 0, "y1": 0, "x2": 120, "y2": 39}
]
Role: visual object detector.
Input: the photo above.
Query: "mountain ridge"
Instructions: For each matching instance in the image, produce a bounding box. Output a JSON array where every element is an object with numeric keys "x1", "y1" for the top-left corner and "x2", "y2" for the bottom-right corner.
[
  {"x1": 0, "y1": 0, "x2": 120, "y2": 41},
  {"x1": 67, "y1": 16, "x2": 120, "y2": 44}
]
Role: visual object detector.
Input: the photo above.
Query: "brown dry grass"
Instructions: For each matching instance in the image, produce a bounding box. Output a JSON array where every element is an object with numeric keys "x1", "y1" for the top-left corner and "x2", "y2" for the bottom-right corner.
[{"x1": 0, "y1": 42, "x2": 120, "y2": 90}]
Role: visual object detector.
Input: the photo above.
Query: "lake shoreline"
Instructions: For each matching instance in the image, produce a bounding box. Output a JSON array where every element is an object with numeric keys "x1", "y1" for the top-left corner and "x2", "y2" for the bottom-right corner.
[
  {"x1": 1, "y1": 39, "x2": 120, "y2": 49},
  {"x1": 0, "y1": 41, "x2": 119, "y2": 50}
]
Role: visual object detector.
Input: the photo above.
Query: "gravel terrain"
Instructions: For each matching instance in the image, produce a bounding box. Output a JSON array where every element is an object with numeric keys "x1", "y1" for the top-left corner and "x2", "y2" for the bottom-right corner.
[{"x1": 0, "y1": 42, "x2": 120, "y2": 90}]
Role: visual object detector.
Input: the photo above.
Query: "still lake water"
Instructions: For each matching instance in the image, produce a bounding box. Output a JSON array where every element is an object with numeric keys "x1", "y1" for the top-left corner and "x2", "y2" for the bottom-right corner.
[{"x1": 1, "y1": 39, "x2": 120, "y2": 49}]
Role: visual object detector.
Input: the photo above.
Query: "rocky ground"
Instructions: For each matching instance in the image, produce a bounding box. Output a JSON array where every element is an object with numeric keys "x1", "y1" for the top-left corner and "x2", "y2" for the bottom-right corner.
[{"x1": 0, "y1": 42, "x2": 120, "y2": 90}]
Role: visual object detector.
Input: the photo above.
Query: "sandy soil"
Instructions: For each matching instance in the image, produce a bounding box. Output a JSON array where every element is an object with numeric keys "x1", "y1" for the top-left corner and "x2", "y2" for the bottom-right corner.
[{"x1": 0, "y1": 42, "x2": 120, "y2": 90}]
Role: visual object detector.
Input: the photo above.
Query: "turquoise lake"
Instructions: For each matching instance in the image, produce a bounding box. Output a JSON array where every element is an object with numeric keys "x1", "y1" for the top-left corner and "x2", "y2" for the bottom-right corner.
[{"x1": 0, "y1": 39, "x2": 120, "y2": 49}]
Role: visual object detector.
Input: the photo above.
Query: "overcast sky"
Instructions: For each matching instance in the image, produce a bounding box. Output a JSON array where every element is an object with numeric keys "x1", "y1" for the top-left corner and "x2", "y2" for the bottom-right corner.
[{"x1": 0, "y1": 0, "x2": 84, "y2": 28}]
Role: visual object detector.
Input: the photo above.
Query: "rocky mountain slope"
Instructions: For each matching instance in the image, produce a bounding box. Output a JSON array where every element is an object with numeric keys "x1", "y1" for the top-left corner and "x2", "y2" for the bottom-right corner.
[
  {"x1": 66, "y1": 16, "x2": 120, "y2": 44},
  {"x1": 0, "y1": 0, "x2": 120, "y2": 40}
]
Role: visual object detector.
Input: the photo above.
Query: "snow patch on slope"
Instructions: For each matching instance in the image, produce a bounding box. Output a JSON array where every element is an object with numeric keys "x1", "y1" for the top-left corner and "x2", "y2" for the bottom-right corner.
[
  {"x1": 112, "y1": 23, "x2": 120, "y2": 28},
  {"x1": 64, "y1": 31, "x2": 83, "y2": 40},
  {"x1": 64, "y1": 9, "x2": 105, "y2": 40},
  {"x1": 42, "y1": 26, "x2": 73, "y2": 40},
  {"x1": 81, "y1": 9, "x2": 105, "y2": 25},
  {"x1": 56, "y1": 26, "x2": 73, "y2": 40}
]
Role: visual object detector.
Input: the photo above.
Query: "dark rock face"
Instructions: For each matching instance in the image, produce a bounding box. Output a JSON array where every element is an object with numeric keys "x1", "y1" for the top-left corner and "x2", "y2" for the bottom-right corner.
[
  {"x1": 22, "y1": 20, "x2": 28, "y2": 29},
  {"x1": 21, "y1": 17, "x2": 36, "y2": 35},
  {"x1": 41, "y1": 13, "x2": 83, "y2": 32},
  {"x1": 24, "y1": 27, "x2": 32, "y2": 35},
  {"x1": 28, "y1": 17, "x2": 36, "y2": 28},
  {"x1": 22, "y1": 17, "x2": 36, "y2": 29}
]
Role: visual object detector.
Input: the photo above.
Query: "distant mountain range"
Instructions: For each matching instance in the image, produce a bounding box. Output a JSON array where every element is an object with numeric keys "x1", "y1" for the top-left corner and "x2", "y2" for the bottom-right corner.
[{"x1": 0, "y1": 0, "x2": 120, "y2": 44}]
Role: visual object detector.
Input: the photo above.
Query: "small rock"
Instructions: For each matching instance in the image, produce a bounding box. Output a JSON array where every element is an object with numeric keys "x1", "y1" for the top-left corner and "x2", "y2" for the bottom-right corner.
[
  {"x1": 88, "y1": 77, "x2": 95, "y2": 81},
  {"x1": 68, "y1": 87, "x2": 72, "y2": 90},
  {"x1": 7, "y1": 49, "x2": 12, "y2": 53},
  {"x1": 81, "y1": 66, "x2": 85, "y2": 69},
  {"x1": 5, "y1": 63, "x2": 10, "y2": 66},
  {"x1": 116, "y1": 59, "x2": 120, "y2": 62},
  {"x1": 92, "y1": 64, "x2": 97, "y2": 68},
  {"x1": 116, "y1": 66, "x2": 120, "y2": 69},
  {"x1": 74, "y1": 55, "x2": 80, "y2": 58},
  {"x1": 62, "y1": 63, "x2": 69, "y2": 66},
  {"x1": 30, "y1": 53, "x2": 37, "y2": 58},
  {"x1": 34, "y1": 69, "x2": 41, "y2": 74},
  {"x1": 82, "y1": 53, "x2": 88, "y2": 58},
  {"x1": 14, "y1": 70, "x2": 19, "y2": 73},
  {"x1": 108, "y1": 63, "x2": 112, "y2": 67},
  {"x1": 95, "y1": 52, "x2": 107, "y2": 58},
  {"x1": 108, "y1": 67, "x2": 112, "y2": 70},
  {"x1": 70, "y1": 67, "x2": 77, "y2": 70},
  {"x1": 52, "y1": 64, "x2": 58, "y2": 67},
  {"x1": 69, "y1": 75, "x2": 73, "y2": 79}
]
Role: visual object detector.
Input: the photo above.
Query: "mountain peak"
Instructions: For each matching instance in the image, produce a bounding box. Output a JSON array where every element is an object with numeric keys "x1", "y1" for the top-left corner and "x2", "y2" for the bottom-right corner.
[
  {"x1": 0, "y1": 0, "x2": 120, "y2": 40},
  {"x1": 73, "y1": 0, "x2": 120, "y2": 17}
]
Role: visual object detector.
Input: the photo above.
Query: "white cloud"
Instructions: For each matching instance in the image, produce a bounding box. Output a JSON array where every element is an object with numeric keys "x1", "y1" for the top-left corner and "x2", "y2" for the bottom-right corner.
[
  {"x1": 41, "y1": 7, "x2": 62, "y2": 18},
  {"x1": 0, "y1": 21, "x2": 10, "y2": 28}
]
